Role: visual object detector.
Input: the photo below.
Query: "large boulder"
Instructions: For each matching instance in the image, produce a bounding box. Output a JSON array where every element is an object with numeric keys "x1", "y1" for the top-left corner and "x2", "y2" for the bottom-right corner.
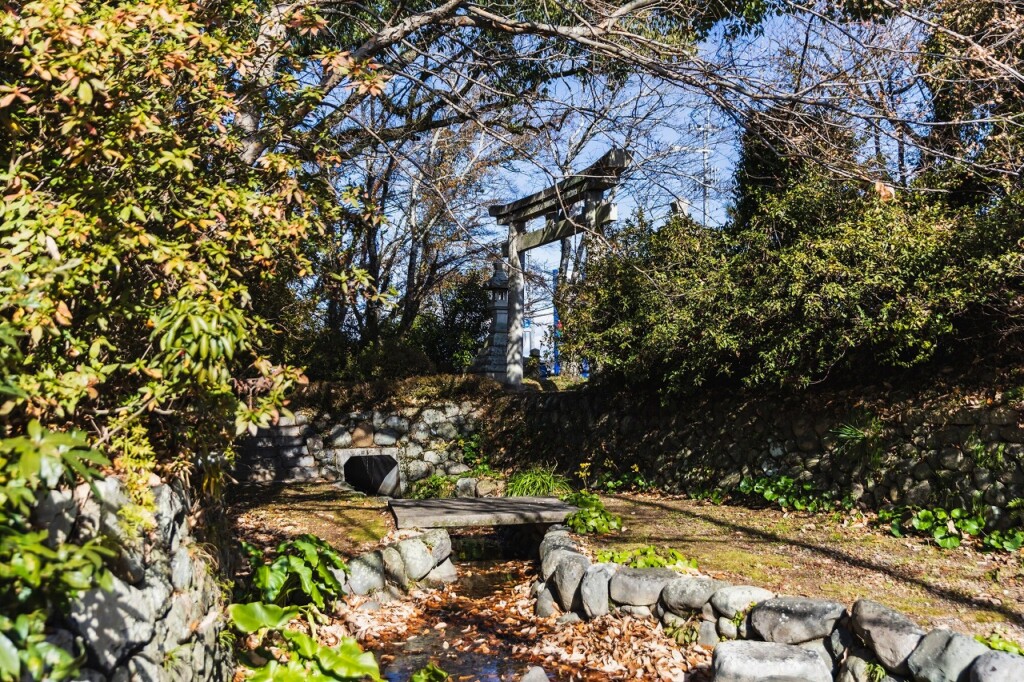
[
  {"x1": 907, "y1": 629, "x2": 989, "y2": 682},
  {"x1": 535, "y1": 585, "x2": 557, "y2": 618},
  {"x1": 709, "y1": 585, "x2": 775, "y2": 619},
  {"x1": 661, "y1": 576, "x2": 728, "y2": 614},
  {"x1": 381, "y1": 546, "x2": 409, "y2": 590},
  {"x1": 347, "y1": 551, "x2": 386, "y2": 595},
  {"x1": 552, "y1": 553, "x2": 591, "y2": 612},
  {"x1": 851, "y1": 599, "x2": 926, "y2": 675},
  {"x1": 541, "y1": 548, "x2": 576, "y2": 581},
  {"x1": 971, "y1": 650, "x2": 1024, "y2": 682},
  {"x1": 539, "y1": 533, "x2": 578, "y2": 561},
  {"x1": 419, "y1": 529, "x2": 452, "y2": 565},
  {"x1": 581, "y1": 563, "x2": 617, "y2": 619},
  {"x1": 712, "y1": 640, "x2": 832, "y2": 682},
  {"x1": 421, "y1": 558, "x2": 458, "y2": 588},
  {"x1": 609, "y1": 567, "x2": 680, "y2": 607},
  {"x1": 749, "y1": 596, "x2": 847, "y2": 644},
  {"x1": 395, "y1": 538, "x2": 435, "y2": 581}
]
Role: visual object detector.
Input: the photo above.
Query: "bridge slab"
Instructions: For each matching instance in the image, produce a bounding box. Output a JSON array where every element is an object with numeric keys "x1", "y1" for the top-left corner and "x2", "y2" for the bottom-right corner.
[{"x1": 389, "y1": 496, "x2": 576, "y2": 530}]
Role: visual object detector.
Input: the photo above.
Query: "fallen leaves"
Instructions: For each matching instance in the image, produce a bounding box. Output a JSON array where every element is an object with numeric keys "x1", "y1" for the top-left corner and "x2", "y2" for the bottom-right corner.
[{"x1": 349, "y1": 561, "x2": 712, "y2": 681}]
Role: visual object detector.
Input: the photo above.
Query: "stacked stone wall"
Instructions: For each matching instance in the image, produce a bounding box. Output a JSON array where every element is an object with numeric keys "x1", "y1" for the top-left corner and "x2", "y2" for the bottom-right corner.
[
  {"x1": 35, "y1": 478, "x2": 232, "y2": 681},
  {"x1": 236, "y1": 401, "x2": 481, "y2": 494},
  {"x1": 485, "y1": 382, "x2": 1024, "y2": 521}
]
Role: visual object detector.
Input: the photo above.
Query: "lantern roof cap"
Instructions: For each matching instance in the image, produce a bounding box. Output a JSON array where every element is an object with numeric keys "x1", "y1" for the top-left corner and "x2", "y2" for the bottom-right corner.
[{"x1": 484, "y1": 260, "x2": 509, "y2": 290}]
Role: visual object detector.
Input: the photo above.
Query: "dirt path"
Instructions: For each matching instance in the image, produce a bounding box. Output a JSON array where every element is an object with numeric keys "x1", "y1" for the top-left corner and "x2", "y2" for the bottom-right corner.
[
  {"x1": 227, "y1": 481, "x2": 391, "y2": 555},
  {"x1": 595, "y1": 493, "x2": 1024, "y2": 641}
]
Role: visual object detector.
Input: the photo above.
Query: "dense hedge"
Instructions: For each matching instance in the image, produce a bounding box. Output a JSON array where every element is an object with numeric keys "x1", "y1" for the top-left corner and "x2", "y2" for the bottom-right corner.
[{"x1": 565, "y1": 174, "x2": 1024, "y2": 392}]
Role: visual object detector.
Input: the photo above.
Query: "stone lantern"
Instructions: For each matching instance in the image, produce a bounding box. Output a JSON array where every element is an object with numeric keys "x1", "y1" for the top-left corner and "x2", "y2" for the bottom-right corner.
[{"x1": 469, "y1": 260, "x2": 510, "y2": 380}]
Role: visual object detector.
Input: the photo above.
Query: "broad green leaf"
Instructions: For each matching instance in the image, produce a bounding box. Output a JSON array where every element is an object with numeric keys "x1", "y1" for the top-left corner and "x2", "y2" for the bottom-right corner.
[{"x1": 227, "y1": 602, "x2": 298, "y2": 633}]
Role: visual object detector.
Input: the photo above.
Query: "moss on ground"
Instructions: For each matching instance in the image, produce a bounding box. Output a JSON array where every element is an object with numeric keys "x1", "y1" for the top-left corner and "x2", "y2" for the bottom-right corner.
[{"x1": 228, "y1": 481, "x2": 390, "y2": 556}]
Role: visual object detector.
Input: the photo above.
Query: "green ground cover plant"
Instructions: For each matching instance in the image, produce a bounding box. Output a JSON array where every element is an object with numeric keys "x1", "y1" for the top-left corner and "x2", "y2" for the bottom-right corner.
[
  {"x1": 596, "y1": 545, "x2": 697, "y2": 571},
  {"x1": 562, "y1": 491, "x2": 622, "y2": 535},
  {"x1": 228, "y1": 602, "x2": 381, "y2": 681},
  {"x1": 881, "y1": 505, "x2": 1024, "y2": 552},
  {"x1": 975, "y1": 632, "x2": 1024, "y2": 656},
  {"x1": 737, "y1": 475, "x2": 853, "y2": 513}
]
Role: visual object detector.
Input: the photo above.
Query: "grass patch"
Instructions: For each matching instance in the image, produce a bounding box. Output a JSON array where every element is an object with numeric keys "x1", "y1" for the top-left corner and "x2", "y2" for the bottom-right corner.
[{"x1": 506, "y1": 466, "x2": 572, "y2": 497}]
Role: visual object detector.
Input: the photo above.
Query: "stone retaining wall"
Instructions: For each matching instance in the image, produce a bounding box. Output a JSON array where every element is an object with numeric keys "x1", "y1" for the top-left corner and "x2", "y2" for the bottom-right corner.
[
  {"x1": 35, "y1": 477, "x2": 232, "y2": 681},
  {"x1": 485, "y1": 381, "x2": 1024, "y2": 521},
  {"x1": 237, "y1": 402, "x2": 481, "y2": 495},
  {"x1": 532, "y1": 526, "x2": 1023, "y2": 682}
]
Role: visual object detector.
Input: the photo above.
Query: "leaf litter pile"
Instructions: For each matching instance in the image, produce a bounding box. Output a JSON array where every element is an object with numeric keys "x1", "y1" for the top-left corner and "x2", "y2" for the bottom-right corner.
[{"x1": 342, "y1": 560, "x2": 712, "y2": 681}]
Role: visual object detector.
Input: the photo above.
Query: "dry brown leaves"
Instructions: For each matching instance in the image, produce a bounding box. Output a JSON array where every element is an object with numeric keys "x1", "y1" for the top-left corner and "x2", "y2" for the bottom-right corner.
[{"x1": 347, "y1": 561, "x2": 712, "y2": 681}]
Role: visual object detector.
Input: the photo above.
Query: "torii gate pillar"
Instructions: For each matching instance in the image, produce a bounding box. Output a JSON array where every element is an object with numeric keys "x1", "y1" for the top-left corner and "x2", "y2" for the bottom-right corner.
[
  {"x1": 476, "y1": 148, "x2": 631, "y2": 387},
  {"x1": 505, "y1": 221, "x2": 527, "y2": 386}
]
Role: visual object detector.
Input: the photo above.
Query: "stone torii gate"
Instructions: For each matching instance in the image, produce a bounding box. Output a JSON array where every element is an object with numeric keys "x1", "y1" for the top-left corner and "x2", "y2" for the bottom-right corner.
[{"x1": 473, "y1": 148, "x2": 631, "y2": 387}]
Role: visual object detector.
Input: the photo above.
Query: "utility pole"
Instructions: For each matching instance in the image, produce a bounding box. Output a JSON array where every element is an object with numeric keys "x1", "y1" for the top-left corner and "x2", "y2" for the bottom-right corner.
[{"x1": 702, "y1": 107, "x2": 710, "y2": 226}]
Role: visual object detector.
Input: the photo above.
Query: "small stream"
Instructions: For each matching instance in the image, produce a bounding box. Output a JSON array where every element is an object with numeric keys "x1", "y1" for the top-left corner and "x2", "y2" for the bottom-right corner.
[{"x1": 376, "y1": 529, "x2": 551, "y2": 681}]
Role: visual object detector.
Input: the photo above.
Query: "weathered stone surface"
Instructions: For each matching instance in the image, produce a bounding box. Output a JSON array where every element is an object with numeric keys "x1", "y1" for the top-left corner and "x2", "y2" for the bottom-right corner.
[
  {"x1": 476, "y1": 479, "x2": 501, "y2": 497},
  {"x1": 618, "y1": 604, "x2": 654, "y2": 619},
  {"x1": 907, "y1": 629, "x2": 988, "y2": 682},
  {"x1": 455, "y1": 477, "x2": 478, "y2": 498},
  {"x1": 347, "y1": 551, "x2": 386, "y2": 595},
  {"x1": 374, "y1": 429, "x2": 399, "y2": 446},
  {"x1": 519, "y1": 666, "x2": 550, "y2": 682},
  {"x1": 710, "y1": 585, "x2": 775, "y2": 619},
  {"x1": 970, "y1": 650, "x2": 1024, "y2": 682},
  {"x1": 419, "y1": 528, "x2": 452, "y2": 564},
  {"x1": 535, "y1": 585, "x2": 557, "y2": 618},
  {"x1": 404, "y1": 460, "x2": 433, "y2": 483},
  {"x1": 541, "y1": 548, "x2": 576, "y2": 581},
  {"x1": 34, "y1": 487, "x2": 76, "y2": 548},
  {"x1": 421, "y1": 558, "x2": 458, "y2": 588},
  {"x1": 556, "y1": 612, "x2": 582, "y2": 625},
  {"x1": 552, "y1": 553, "x2": 590, "y2": 612},
  {"x1": 539, "y1": 533, "x2": 578, "y2": 560},
  {"x1": 351, "y1": 423, "x2": 374, "y2": 447},
  {"x1": 446, "y1": 462, "x2": 471, "y2": 476},
  {"x1": 698, "y1": 620, "x2": 720, "y2": 647},
  {"x1": 580, "y1": 563, "x2": 616, "y2": 619},
  {"x1": 718, "y1": 616, "x2": 738, "y2": 640},
  {"x1": 661, "y1": 576, "x2": 729, "y2": 614},
  {"x1": 712, "y1": 640, "x2": 832, "y2": 682},
  {"x1": 749, "y1": 596, "x2": 847, "y2": 644},
  {"x1": 851, "y1": 599, "x2": 926, "y2": 675},
  {"x1": 609, "y1": 567, "x2": 680, "y2": 606},
  {"x1": 396, "y1": 538, "x2": 434, "y2": 581},
  {"x1": 69, "y1": 575, "x2": 155, "y2": 673},
  {"x1": 837, "y1": 649, "x2": 905, "y2": 682},
  {"x1": 381, "y1": 545, "x2": 409, "y2": 590}
]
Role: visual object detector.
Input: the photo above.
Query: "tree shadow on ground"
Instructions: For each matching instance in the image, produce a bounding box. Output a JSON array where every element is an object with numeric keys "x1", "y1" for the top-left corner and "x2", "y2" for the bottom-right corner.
[{"x1": 617, "y1": 495, "x2": 1024, "y2": 627}]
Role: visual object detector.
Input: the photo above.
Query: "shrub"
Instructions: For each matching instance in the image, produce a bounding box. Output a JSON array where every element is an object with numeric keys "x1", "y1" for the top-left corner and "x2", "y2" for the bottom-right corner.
[
  {"x1": 0, "y1": 423, "x2": 113, "y2": 681},
  {"x1": 410, "y1": 475, "x2": 457, "y2": 500},
  {"x1": 0, "y1": 0, "x2": 325, "y2": 505},
  {"x1": 241, "y1": 535, "x2": 347, "y2": 610}
]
